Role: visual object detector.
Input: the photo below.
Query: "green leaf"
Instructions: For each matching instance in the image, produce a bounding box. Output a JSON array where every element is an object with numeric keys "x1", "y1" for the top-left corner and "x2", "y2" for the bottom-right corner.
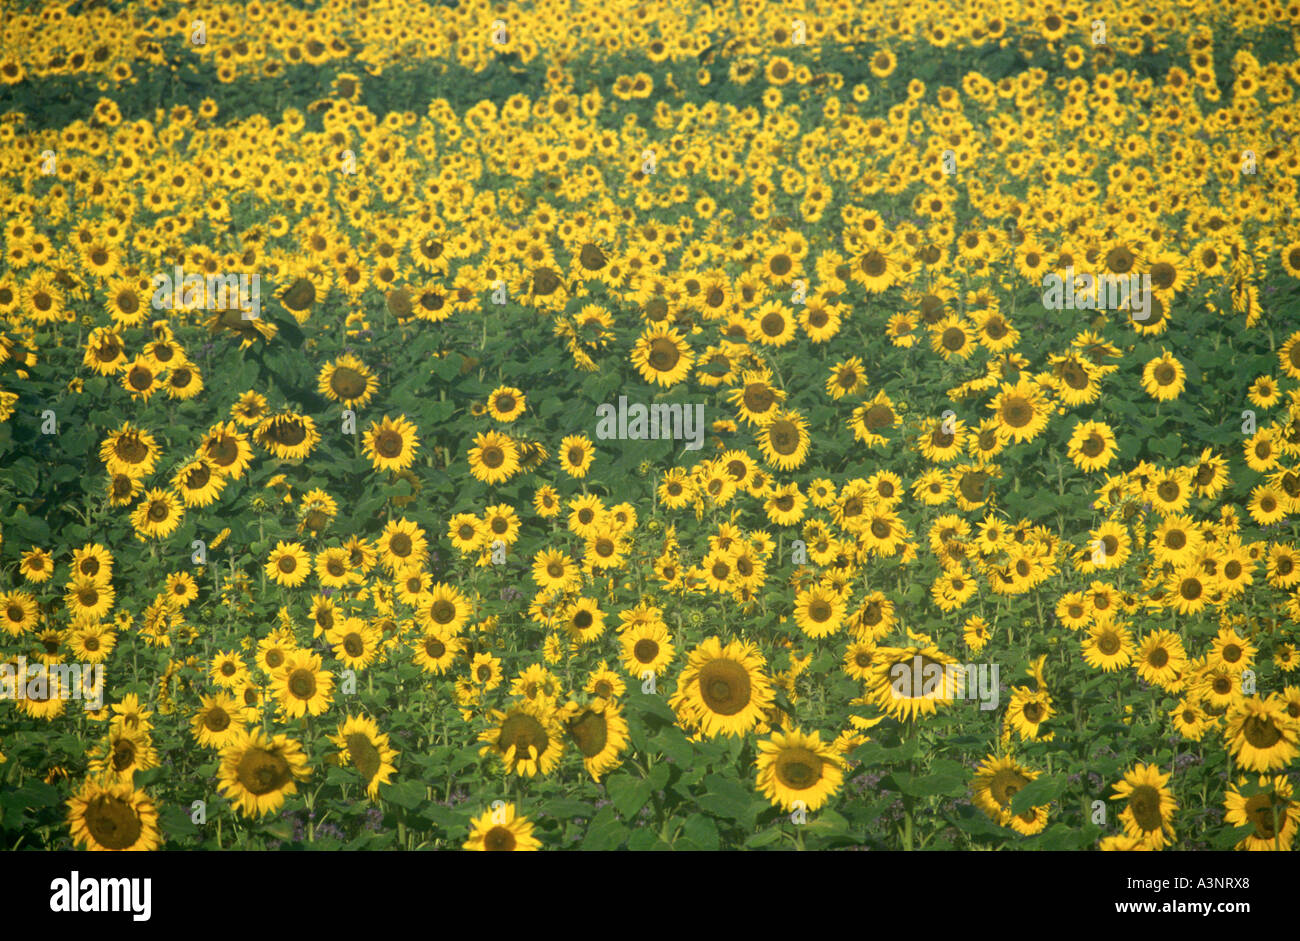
[
  {"x1": 627, "y1": 827, "x2": 669, "y2": 851},
  {"x1": 539, "y1": 799, "x2": 594, "y2": 821},
  {"x1": 652, "y1": 727, "x2": 695, "y2": 766},
  {"x1": 744, "y1": 826, "x2": 787, "y2": 848},
  {"x1": 1009, "y1": 773, "x2": 1068, "y2": 815},
  {"x1": 381, "y1": 778, "x2": 427, "y2": 811},
  {"x1": 1033, "y1": 823, "x2": 1083, "y2": 850},
  {"x1": 804, "y1": 808, "x2": 852, "y2": 836},
  {"x1": 582, "y1": 807, "x2": 629, "y2": 850},
  {"x1": 160, "y1": 803, "x2": 199, "y2": 842},
  {"x1": 697, "y1": 774, "x2": 757, "y2": 825},
  {"x1": 681, "y1": 814, "x2": 720, "y2": 850},
  {"x1": 1211, "y1": 823, "x2": 1258, "y2": 850},
  {"x1": 626, "y1": 690, "x2": 676, "y2": 724},
  {"x1": 607, "y1": 773, "x2": 653, "y2": 819}
]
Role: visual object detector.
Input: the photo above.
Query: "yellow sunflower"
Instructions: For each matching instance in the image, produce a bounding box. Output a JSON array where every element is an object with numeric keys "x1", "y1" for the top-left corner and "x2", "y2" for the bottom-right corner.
[
  {"x1": 329, "y1": 715, "x2": 399, "y2": 799},
  {"x1": 463, "y1": 802, "x2": 541, "y2": 851},
  {"x1": 362, "y1": 414, "x2": 420, "y2": 473},
  {"x1": 66, "y1": 777, "x2": 161, "y2": 851},
  {"x1": 670, "y1": 636, "x2": 775, "y2": 738},
  {"x1": 755, "y1": 727, "x2": 845, "y2": 812},
  {"x1": 217, "y1": 729, "x2": 311, "y2": 818}
]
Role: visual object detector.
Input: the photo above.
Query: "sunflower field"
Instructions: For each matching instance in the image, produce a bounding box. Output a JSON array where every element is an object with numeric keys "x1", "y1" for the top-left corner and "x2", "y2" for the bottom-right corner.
[{"x1": 2, "y1": 0, "x2": 1300, "y2": 856}]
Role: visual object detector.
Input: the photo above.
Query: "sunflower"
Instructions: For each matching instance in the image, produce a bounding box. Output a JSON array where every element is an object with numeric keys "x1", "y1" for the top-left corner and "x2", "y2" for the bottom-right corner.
[
  {"x1": 330, "y1": 715, "x2": 399, "y2": 799},
  {"x1": 931, "y1": 315, "x2": 976, "y2": 360},
  {"x1": 533, "y1": 485, "x2": 561, "y2": 517},
  {"x1": 1150, "y1": 514, "x2": 1203, "y2": 567},
  {"x1": 1249, "y1": 484, "x2": 1287, "y2": 526},
  {"x1": 210, "y1": 650, "x2": 250, "y2": 690},
  {"x1": 1134, "y1": 629, "x2": 1187, "y2": 688},
  {"x1": 853, "y1": 245, "x2": 898, "y2": 292},
  {"x1": 537, "y1": 428, "x2": 594, "y2": 478},
  {"x1": 468, "y1": 430, "x2": 521, "y2": 484},
  {"x1": 1141, "y1": 350, "x2": 1187, "y2": 401},
  {"x1": 0, "y1": 595, "x2": 33, "y2": 639},
  {"x1": 318, "y1": 354, "x2": 378, "y2": 408},
  {"x1": 88, "y1": 726, "x2": 158, "y2": 783},
  {"x1": 70, "y1": 544, "x2": 113, "y2": 585},
  {"x1": 66, "y1": 777, "x2": 161, "y2": 851},
  {"x1": 763, "y1": 482, "x2": 807, "y2": 527},
  {"x1": 171, "y1": 457, "x2": 225, "y2": 508},
  {"x1": 532, "y1": 548, "x2": 580, "y2": 593},
  {"x1": 377, "y1": 517, "x2": 429, "y2": 572},
  {"x1": 620, "y1": 620, "x2": 675, "y2": 678},
  {"x1": 869, "y1": 47, "x2": 897, "y2": 77},
  {"x1": 825, "y1": 357, "x2": 868, "y2": 400},
  {"x1": 756, "y1": 408, "x2": 811, "y2": 471},
  {"x1": 443, "y1": 515, "x2": 488, "y2": 563},
  {"x1": 130, "y1": 488, "x2": 184, "y2": 540},
  {"x1": 67, "y1": 621, "x2": 115, "y2": 663},
  {"x1": 164, "y1": 363, "x2": 203, "y2": 401},
  {"x1": 1167, "y1": 565, "x2": 1211, "y2": 617},
  {"x1": 82, "y1": 326, "x2": 127, "y2": 375},
  {"x1": 848, "y1": 592, "x2": 895, "y2": 641},
  {"x1": 314, "y1": 547, "x2": 357, "y2": 589},
  {"x1": 1268, "y1": 543, "x2": 1300, "y2": 589},
  {"x1": 1146, "y1": 467, "x2": 1193, "y2": 514},
  {"x1": 116, "y1": 356, "x2": 161, "y2": 402},
  {"x1": 487, "y1": 385, "x2": 527, "y2": 422},
  {"x1": 64, "y1": 577, "x2": 114, "y2": 623},
  {"x1": 272, "y1": 650, "x2": 334, "y2": 718},
  {"x1": 670, "y1": 636, "x2": 775, "y2": 738},
  {"x1": 421, "y1": 582, "x2": 471, "y2": 632},
  {"x1": 1225, "y1": 776, "x2": 1300, "y2": 851},
  {"x1": 972, "y1": 754, "x2": 1046, "y2": 830},
  {"x1": 1209, "y1": 627, "x2": 1257, "y2": 674},
  {"x1": 464, "y1": 802, "x2": 542, "y2": 851},
  {"x1": 868, "y1": 642, "x2": 961, "y2": 722},
  {"x1": 563, "y1": 698, "x2": 629, "y2": 781},
  {"x1": 479, "y1": 699, "x2": 565, "y2": 776},
  {"x1": 247, "y1": 626, "x2": 293, "y2": 675},
  {"x1": 1068, "y1": 420, "x2": 1118, "y2": 472},
  {"x1": 217, "y1": 729, "x2": 311, "y2": 818},
  {"x1": 275, "y1": 265, "x2": 329, "y2": 324},
  {"x1": 8, "y1": 656, "x2": 61, "y2": 719},
  {"x1": 470, "y1": 653, "x2": 504, "y2": 690},
  {"x1": 511, "y1": 663, "x2": 563, "y2": 704},
  {"x1": 412, "y1": 626, "x2": 462, "y2": 675},
  {"x1": 255, "y1": 412, "x2": 320, "y2": 461},
  {"x1": 266, "y1": 541, "x2": 311, "y2": 588},
  {"x1": 1005, "y1": 687, "x2": 1055, "y2": 741},
  {"x1": 191, "y1": 692, "x2": 246, "y2": 749},
  {"x1": 793, "y1": 584, "x2": 847, "y2": 638},
  {"x1": 200, "y1": 421, "x2": 255, "y2": 478},
  {"x1": 1110, "y1": 763, "x2": 1178, "y2": 849},
  {"x1": 327, "y1": 617, "x2": 381, "y2": 671},
  {"x1": 1082, "y1": 618, "x2": 1135, "y2": 671},
  {"x1": 560, "y1": 596, "x2": 604, "y2": 644},
  {"x1": 1169, "y1": 698, "x2": 1215, "y2": 742},
  {"x1": 727, "y1": 369, "x2": 786, "y2": 427},
  {"x1": 100, "y1": 422, "x2": 160, "y2": 478},
  {"x1": 916, "y1": 416, "x2": 964, "y2": 464},
  {"x1": 631, "y1": 326, "x2": 694, "y2": 387},
  {"x1": 752, "y1": 300, "x2": 798, "y2": 347},
  {"x1": 1225, "y1": 695, "x2": 1300, "y2": 772},
  {"x1": 230, "y1": 390, "x2": 270, "y2": 427},
  {"x1": 989, "y1": 378, "x2": 1051, "y2": 443},
  {"x1": 363, "y1": 414, "x2": 420, "y2": 472},
  {"x1": 756, "y1": 727, "x2": 845, "y2": 812}
]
